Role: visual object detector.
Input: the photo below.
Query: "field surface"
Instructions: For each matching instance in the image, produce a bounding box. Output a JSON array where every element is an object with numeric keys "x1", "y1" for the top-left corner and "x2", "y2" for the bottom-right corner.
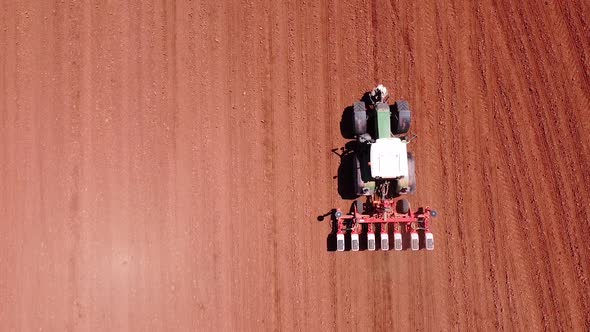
[{"x1": 1, "y1": 1, "x2": 589, "y2": 331}]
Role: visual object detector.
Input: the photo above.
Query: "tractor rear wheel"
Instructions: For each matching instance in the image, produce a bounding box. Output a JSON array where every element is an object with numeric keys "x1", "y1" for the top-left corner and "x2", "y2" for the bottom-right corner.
[
  {"x1": 356, "y1": 199, "x2": 364, "y2": 214},
  {"x1": 396, "y1": 199, "x2": 410, "y2": 214},
  {"x1": 353, "y1": 101, "x2": 367, "y2": 135}
]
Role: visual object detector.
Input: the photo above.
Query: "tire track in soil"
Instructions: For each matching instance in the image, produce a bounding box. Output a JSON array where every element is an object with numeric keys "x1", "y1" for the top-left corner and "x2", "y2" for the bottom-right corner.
[
  {"x1": 54, "y1": 2, "x2": 83, "y2": 330},
  {"x1": 479, "y1": 4, "x2": 523, "y2": 330},
  {"x1": 483, "y1": 3, "x2": 534, "y2": 330},
  {"x1": 476, "y1": 6, "x2": 518, "y2": 328},
  {"x1": 264, "y1": 1, "x2": 282, "y2": 329},
  {"x1": 324, "y1": 0, "x2": 340, "y2": 330},
  {"x1": 1, "y1": 2, "x2": 25, "y2": 330},
  {"x1": 431, "y1": 2, "x2": 466, "y2": 329},
  {"x1": 175, "y1": 1, "x2": 211, "y2": 329},
  {"x1": 491, "y1": 64, "x2": 545, "y2": 330},
  {"x1": 490, "y1": 2, "x2": 589, "y2": 329},
  {"x1": 224, "y1": 0, "x2": 279, "y2": 329},
  {"x1": 299, "y1": 1, "x2": 335, "y2": 329},
  {"x1": 455, "y1": 1, "x2": 504, "y2": 329},
  {"x1": 289, "y1": 0, "x2": 317, "y2": 326},
  {"x1": 267, "y1": 1, "x2": 298, "y2": 330},
  {"x1": 411, "y1": 2, "x2": 451, "y2": 329},
  {"x1": 517, "y1": 1, "x2": 590, "y2": 326},
  {"x1": 544, "y1": 4, "x2": 590, "y2": 298}
]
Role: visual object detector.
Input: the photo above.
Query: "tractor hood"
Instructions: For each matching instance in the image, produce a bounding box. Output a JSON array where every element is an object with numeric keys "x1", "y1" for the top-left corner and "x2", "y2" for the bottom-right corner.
[{"x1": 370, "y1": 138, "x2": 409, "y2": 179}]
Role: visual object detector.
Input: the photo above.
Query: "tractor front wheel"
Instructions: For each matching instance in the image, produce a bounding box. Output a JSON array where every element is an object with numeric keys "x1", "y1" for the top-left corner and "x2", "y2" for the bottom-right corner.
[
  {"x1": 391, "y1": 100, "x2": 411, "y2": 135},
  {"x1": 353, "y1": 101, "x2": 367, "y2": 135}
]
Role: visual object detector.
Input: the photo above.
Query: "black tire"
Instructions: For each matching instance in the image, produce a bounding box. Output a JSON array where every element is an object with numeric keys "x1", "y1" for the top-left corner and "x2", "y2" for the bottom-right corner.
[
  {"x1": 395, "y1": 100, "x2": 410, "y2": 111},
  {"x1": 353, "y1": 155, "x2": 363, "y2": 195},
  {"x1": 356, "y1": 199, "x2": 364, "y2": 214},
  {"x1": 407, "y1": 152, "x2": 416, "y2": 194},
  {"x1": 396, "y1": 199, "x2": 410, "y2": 214},
  {"x1": 353, "y1": 101, "x2": 367, "y2": 135},
  {"x1": 354, "y1": 152, "x2": 373, "y2": 196},
  {"x1": 391, "y1": 100, "x2": 411, "y2": 134}
]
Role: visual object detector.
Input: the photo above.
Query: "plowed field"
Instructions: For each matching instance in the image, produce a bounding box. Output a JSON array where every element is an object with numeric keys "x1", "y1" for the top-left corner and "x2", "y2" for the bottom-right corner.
[{"x1": 1, "y1": 1, "x2": 589, "y2": 330}]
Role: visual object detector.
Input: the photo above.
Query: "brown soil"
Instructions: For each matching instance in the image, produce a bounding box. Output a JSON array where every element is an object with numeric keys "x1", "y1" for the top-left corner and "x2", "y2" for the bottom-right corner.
[{"x1": 1, "y1": 1, "x2": 589, "y2": 331}]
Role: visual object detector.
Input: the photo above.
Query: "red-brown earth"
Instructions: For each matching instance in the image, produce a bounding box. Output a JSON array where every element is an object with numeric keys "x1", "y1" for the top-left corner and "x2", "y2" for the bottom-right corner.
[{"x1": 1, "y1": 0, "x2": 589, "y2": 330}]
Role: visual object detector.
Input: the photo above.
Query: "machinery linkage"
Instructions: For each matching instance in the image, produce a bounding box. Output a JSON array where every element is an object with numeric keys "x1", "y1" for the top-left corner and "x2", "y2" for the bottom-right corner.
[{"x1": 333, "y1": 198, "x2": 437, "y2": 252}]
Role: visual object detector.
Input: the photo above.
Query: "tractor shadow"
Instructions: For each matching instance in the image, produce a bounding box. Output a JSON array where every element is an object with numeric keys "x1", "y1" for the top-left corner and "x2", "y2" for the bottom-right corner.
[
  {"x1": 321, "y1": 94, "x2": 377, "y2": 252},
  {"x1": 332, "y1": 141, "x2": 358, "y2": 200},
  {"x1": 339, "y1": 106, "x2": 356, "y2": 139}
]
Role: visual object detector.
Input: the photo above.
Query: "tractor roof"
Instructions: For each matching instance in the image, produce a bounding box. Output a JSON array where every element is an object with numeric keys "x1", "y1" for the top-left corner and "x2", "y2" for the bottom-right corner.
[{"x1": 370, "y1": 138, "x2": 409, "y2": 179}]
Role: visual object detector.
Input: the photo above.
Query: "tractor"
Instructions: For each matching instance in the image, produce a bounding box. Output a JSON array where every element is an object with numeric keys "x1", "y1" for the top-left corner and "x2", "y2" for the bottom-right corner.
[{"x1": 333, "y1": 85, "x2": 437, "y2": 251}]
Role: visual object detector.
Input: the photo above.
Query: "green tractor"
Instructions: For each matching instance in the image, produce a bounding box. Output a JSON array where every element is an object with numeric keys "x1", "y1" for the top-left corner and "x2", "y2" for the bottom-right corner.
[
  {"x1": 352, "y1": 85, "x2": 415, "y2": 198},
  {"x1": 333, "y1": 85, "x2": 437, "y2": 251}
]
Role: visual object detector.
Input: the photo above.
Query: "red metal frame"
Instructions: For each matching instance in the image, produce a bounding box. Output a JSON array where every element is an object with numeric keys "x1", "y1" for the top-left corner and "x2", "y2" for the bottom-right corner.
[{"x1": 335, "y1": 198, "x2": 434, "y2": 235}]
